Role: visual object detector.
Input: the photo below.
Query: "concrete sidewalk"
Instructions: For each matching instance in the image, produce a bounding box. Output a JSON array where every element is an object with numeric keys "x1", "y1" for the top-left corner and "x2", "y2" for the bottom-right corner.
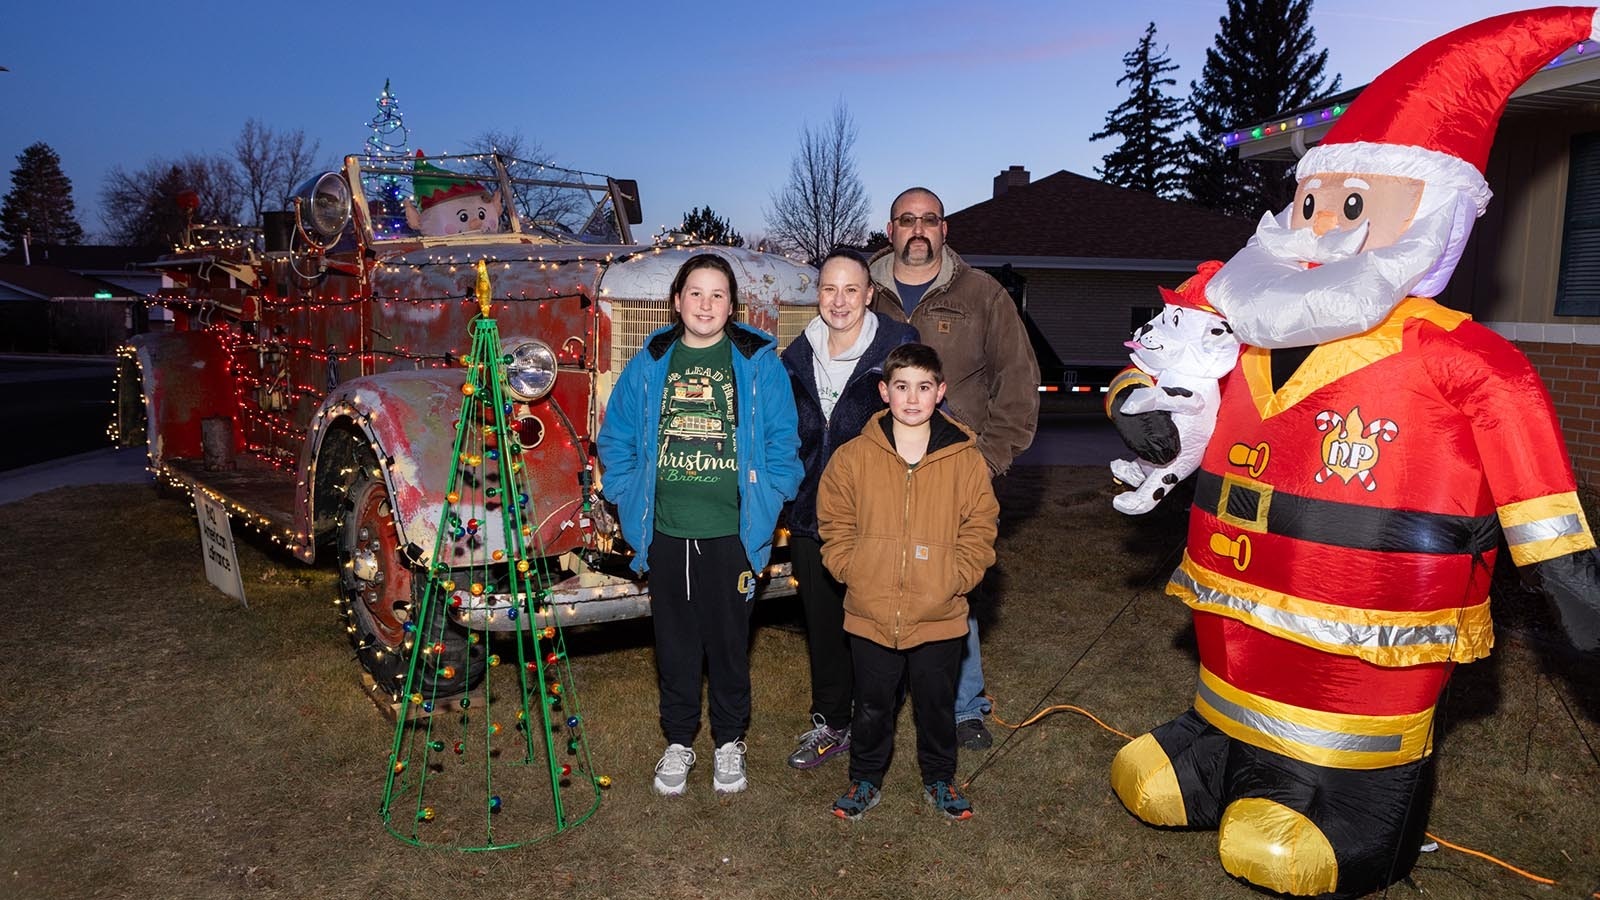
[{"x1": 0, "y1": 446, "x2": 150, "y2": 506}]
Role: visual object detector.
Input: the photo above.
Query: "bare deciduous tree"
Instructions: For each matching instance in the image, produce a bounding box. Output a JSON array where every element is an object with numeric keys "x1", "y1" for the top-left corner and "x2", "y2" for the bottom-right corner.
[
  {"x1": 101, "y1": 154, "x2": 244, "y2": 246},
  {"x1": 276, "y1": 128, "x2": 322, "y2": 208},
  {"x1": 463, "y1": 129, "x2": 585, "y2": 232},
  {"x1": 764, "y1": 101, "x2": 870, "y2": 264},
  {"x1": 233, "y1": 118, "x2": 324, "y2": 223}
]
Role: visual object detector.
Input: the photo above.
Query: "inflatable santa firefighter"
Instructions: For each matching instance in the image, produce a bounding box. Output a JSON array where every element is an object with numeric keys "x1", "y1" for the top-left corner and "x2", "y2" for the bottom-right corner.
[{"x1": 1110, "y1": 8, "x2": 1600, "y2": 897}]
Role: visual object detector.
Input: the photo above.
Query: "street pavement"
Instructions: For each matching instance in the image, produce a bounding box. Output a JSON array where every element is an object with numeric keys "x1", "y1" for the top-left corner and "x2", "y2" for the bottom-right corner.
[{"x1": 0, "y1": 446, "x2": 151, "y2": 506}]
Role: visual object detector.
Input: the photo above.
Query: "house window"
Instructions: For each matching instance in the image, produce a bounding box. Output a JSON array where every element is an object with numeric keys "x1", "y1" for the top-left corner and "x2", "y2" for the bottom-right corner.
[{"x1": 1556, "y1": 131, "x2": 1600, "y2": 316}]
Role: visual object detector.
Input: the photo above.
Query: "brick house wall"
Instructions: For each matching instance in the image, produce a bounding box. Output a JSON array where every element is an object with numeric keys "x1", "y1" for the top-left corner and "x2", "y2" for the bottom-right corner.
[{"x1": 1519, "y1": 341, "x2": 1600, "y2": 488}]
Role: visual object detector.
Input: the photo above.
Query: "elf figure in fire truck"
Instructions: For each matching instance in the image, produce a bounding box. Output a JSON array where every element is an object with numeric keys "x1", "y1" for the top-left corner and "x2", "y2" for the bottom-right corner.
[
  {"x1": 1109, "y1": 8, "x2": 1600, "y2": 897},
  {"x1": 403, "y1": 151, "x2": 503, "y2": 236}
]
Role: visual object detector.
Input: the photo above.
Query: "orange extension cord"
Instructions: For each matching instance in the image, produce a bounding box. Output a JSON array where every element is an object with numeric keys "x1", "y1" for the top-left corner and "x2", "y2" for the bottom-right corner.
[{"x1": 986, "y1": 696, "x2": 1599, "y2": 898}]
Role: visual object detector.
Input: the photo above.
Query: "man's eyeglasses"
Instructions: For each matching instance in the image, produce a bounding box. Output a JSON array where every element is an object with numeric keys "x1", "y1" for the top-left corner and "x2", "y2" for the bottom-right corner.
[{"x1": 894, "y1": 213, "x2": 943, "y2": 229}]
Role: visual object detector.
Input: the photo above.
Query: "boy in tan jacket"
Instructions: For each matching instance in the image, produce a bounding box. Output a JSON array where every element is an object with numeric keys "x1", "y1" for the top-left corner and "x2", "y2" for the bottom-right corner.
[{"x1": 816, "y1": 343, "x2": 1000, "y2": 820}]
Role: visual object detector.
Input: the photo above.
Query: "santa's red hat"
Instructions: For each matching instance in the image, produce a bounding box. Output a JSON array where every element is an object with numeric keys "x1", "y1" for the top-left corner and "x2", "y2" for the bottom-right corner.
[
  {"x1": 1297, "y1": 6, "x2": 1599, "y2": 215},
  {"x1": 1159, "y1": 260, "x2": 1225, "y2": 316}
]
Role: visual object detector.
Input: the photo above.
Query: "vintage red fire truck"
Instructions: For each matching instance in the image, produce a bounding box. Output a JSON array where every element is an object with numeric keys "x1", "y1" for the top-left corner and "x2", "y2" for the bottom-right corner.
[{"x1": 117, "y1": 153, "x2": 816, "y2": 697}]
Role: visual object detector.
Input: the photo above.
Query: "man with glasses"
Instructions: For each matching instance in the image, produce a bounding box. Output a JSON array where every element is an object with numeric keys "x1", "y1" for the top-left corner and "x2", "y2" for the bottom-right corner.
[{"x1": 867, "y1": 186, "x2": 1040, "y2": 751}]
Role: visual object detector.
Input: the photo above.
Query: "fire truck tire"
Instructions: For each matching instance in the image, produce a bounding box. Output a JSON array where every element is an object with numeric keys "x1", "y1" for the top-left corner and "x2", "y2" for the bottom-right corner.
[{"x1": 340, "y1": 472, "x2": 484, "y2": 699}]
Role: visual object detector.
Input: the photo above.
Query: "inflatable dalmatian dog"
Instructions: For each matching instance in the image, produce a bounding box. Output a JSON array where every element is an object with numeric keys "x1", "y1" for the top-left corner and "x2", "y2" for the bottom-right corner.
[{"x1": 1109, "y1": 261, "x2": 1238, "y2": 515}]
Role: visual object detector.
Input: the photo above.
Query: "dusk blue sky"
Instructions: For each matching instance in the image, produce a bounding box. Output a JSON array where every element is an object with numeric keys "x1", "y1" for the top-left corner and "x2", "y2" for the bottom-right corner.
[{"x1": 0, "y1": 1, "x2": 1546, "y2": 244}]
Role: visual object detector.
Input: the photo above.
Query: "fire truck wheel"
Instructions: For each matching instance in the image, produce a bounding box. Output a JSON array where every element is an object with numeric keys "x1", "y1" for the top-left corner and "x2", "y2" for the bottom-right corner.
[{"x1": 340, "y1": 472, "x2": 483, "y2": 699}]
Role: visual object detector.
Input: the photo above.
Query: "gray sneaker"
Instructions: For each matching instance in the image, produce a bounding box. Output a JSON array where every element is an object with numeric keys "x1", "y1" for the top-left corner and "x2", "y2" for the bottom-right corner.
[
  {"x1": 712, "y1": 740, "x2": 748, "y2": 794},
  {"x1": 653, "y1": 743, "x2": 695, "y2": 796},
  {"x1": 787, "y1": 714, "x2": 851, "y2": 769}
]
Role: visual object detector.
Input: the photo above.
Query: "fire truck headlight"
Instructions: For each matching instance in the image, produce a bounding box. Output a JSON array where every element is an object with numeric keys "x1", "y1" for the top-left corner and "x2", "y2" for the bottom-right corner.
[{"x1": 505, "y1": 341, "x2": 557, "y2": 401}]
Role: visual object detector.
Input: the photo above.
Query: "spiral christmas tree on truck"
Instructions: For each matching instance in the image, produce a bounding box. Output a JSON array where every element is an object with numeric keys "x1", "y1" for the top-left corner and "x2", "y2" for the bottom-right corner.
[{"x1": 379, "y1": 259, "x2": 603, "y2": 850}]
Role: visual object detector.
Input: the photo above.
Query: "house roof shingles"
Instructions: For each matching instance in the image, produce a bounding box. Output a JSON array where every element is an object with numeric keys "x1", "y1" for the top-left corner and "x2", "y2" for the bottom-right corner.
[{"x1": 944, "y1": 170, "x2": 1257, "y2": 262}]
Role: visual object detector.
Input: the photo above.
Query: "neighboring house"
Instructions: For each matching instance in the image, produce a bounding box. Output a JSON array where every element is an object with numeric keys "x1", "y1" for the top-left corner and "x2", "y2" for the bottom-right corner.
[
  {"x1": 946, "y1": 167, "x2": 1256, "y2": 390},
  {"x1": 1227, "y1": 39, "x2": 1600, "y2": 484},
  {"x1": 0, "y1": 243, "x2": 168, "y2": 297},
  {"x1": 0, "y1": 255, "x2": 151, "y2": 354}
]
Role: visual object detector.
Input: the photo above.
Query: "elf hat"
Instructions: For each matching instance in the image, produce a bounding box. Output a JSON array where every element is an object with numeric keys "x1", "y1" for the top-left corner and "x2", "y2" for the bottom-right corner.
[
  {"x1": 1297, "y1": 6, "x2": 1599, "y2": 215},
  {"x1": 411, "y1": 150, "x2": 490, "y2": 211},
  {"x1": 1159, "y1": 260, "x2": 1225, "y2": 315}
]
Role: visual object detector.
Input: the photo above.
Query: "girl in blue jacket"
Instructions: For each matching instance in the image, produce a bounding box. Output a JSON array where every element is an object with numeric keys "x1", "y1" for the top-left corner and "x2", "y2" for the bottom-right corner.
[{"x1": 596, "y1": 253, "x2": 801, "y2": 797}]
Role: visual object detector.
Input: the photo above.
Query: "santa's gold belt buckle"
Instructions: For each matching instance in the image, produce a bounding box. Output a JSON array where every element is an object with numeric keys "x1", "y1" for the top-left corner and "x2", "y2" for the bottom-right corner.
[{"x1": 1216, "y1": 473, "x2": 1273, "y2": 533}]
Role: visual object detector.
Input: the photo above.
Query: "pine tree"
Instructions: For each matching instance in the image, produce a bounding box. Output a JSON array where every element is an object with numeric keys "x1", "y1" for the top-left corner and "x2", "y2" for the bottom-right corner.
[
  {"x1": 1, "y1": 142, "x2": 85, "y2": 251},
  {"x1": 1181, "y1": 0, "x2": 1341, "y2": 217},
  {"x1": 1090, "y1": 23, "x2": 1186, "y2": 198},
  {"x1": 679, "y1": 206, "x2": 744, "y2": 246}
]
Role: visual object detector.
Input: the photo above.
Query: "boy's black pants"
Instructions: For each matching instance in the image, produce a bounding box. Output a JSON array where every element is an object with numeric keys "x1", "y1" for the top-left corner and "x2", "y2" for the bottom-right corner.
[
  {"x1": 791, "y1": 534, "x2": 853, "y2": 730},
  {"x1": 848, "y1": 632, "x2": 964, "y2": 787},
  {"x1": 648, "y1": 532, "x2": 754, "y2": 747}
]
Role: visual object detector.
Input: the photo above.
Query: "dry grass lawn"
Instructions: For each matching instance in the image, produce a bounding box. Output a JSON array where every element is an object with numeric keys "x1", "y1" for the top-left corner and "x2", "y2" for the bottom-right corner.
[{"x1": 1, "y1": 467, "x2": 1596, "y2": 899}]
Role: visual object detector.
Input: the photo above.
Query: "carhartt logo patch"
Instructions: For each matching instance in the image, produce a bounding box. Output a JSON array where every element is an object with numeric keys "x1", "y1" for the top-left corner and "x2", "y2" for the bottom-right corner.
[
  {"x1": 937, "y1": 320, "x2": 951, "y2": 334},
  {"x1": 914, "y1": 545, "x2": 929, "y2": 560}
]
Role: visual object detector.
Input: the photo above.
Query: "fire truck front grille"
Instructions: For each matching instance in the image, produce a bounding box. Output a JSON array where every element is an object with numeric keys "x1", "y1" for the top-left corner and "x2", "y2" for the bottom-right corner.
[
  {"x1": 771, "y1": 305, "x2": 811, "y2": 350},
  {"x1": 609, "y1": 299, "x2": 673, "y2": 374},
  {"x1": 607, "y1": 301, "x2": 812, "y2": 373}
]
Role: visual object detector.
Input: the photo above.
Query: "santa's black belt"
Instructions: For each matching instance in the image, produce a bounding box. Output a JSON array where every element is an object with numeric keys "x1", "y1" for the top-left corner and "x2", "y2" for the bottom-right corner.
[{"x1": 1194, "y1": 471, "x2": 1500, "y2": 556}]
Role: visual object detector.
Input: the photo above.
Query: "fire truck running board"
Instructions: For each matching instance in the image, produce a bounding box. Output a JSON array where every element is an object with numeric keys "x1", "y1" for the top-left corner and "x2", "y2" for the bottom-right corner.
[{"x1": 451, "y1": 562, "x2": 797, "y2": 631}]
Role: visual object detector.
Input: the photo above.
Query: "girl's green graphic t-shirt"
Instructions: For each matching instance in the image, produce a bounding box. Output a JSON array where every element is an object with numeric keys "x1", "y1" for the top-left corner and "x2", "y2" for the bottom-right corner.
[{"x1": 654, "y1": 336, "x2": 739, "y2": 538}]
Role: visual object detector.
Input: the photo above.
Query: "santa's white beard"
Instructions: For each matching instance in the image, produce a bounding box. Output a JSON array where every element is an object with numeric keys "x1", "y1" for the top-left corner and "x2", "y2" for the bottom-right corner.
[{"x1": 1207, "y1": 193, "x2": 1467, "y2": 348}]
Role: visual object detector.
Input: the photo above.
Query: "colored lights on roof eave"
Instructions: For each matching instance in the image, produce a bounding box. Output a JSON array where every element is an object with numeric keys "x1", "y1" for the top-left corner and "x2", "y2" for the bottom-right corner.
[
  {"x1": 1220, "y1": 104, "x2": 1347, "y2": 149},
  {"x1": 1219, "y1": 38, "x2": 1597, "y2": 149}
]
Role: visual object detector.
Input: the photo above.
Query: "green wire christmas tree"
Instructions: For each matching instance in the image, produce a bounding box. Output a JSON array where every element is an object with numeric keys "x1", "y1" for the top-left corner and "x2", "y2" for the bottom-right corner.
[{"x1": 380, "y1": 260, "x2": 604, "y2": 849}]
